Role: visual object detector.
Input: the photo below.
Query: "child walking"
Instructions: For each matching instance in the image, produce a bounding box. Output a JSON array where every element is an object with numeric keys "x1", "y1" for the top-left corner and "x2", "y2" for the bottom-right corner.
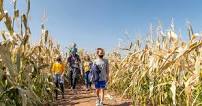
[
  {"x1": 51, "y1": 56, "x2": 65, "y2": 99},
  {"x1": 94, "y1": 48, "x2": 109, "y2": 106},
  {"x1": 82, "y1": 54, "x2": 93, "y2": 91}
]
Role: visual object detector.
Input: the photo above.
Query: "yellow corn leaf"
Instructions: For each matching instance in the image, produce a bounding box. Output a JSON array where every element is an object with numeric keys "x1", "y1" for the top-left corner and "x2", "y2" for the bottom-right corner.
[
  {"x1": 0, "y1": 12, "x2": 4, "y2": 21},
  {"x1": 170, "y1": 81, "x2": 176, "y2": 106},
  {"x1": 0, "y1": 0, "x2": 3, "y2": 12}
]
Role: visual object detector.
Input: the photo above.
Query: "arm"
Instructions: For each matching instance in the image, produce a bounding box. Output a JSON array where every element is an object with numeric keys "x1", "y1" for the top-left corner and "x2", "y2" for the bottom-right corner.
[
  {"x1": 77, "y1": 55, "x2": 83, "y2": 75},
  {"x1": 80, "y1": 61, "x2": 84, "y2": 76},
  {"x1": 67, "y1": 56, "x2": 71, "y2": 64},
  {"x1": 67, "y1": 56, "x2": 72, "y2": 69},
  {"x1": 61, "y1": 63, "x2": 65, "y2": 77},
  {"x1": 106, "y1": 60, "x2": 109, "y2": 82},
  {"x1": 51, "y1": 63, "x2": 55, "y2": 75}
]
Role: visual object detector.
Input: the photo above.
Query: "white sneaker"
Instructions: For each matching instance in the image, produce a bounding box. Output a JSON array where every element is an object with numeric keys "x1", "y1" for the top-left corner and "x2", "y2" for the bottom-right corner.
[
  {"x1": 100, "y1": 101, "x2": 103, "y2": 106},
  {"x1": 96, "y1": 98, "x2": 100, "y2": 106}
]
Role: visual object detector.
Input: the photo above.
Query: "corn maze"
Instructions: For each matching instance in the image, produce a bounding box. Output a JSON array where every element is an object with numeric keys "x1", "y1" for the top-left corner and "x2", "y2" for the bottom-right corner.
[{"x1": 1, "y1": 0, "x2": 202, "y2": 106}]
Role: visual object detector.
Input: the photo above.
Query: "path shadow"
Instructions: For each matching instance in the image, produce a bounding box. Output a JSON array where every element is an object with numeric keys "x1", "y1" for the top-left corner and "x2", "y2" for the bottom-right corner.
[
  {"x1": 52, "y1": 98, "x2": 80, "y2": 106},
  {"x1": 106, "y1": 102, "x2": 132, "y2": 106},
  {"x1": 74, "y1": 95, "x2": 96, "y2": 100}
]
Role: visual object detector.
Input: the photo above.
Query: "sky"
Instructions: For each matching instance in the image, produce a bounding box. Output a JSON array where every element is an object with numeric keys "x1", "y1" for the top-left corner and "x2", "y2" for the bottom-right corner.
[{"x1": 2, "y1": 0, "x2": 202, "y2": 52}]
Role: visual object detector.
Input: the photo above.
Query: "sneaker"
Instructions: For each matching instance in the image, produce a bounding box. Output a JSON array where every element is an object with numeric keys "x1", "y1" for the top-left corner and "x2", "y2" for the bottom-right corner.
[
  {"x1": 86, "y1": 88, "x2": 90, "y2": 91},
  {"x1": 100, "y1": 101, "x2": 104, "y2": 106},
  {"x1": 96, "y1": 98, "x2": 100, "y2": 106}
]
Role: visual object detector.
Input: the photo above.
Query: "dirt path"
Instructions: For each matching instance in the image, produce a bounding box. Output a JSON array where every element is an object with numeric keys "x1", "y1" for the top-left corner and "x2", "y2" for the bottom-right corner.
[{"x1": 53, "y1": 86, "x2": 131, "y2": 106}]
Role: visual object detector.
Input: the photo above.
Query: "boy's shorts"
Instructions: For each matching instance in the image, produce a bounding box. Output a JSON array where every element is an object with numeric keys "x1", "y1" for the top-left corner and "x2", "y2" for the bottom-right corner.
[{"x1": 95, "y1": 81, "x2": 106, "y2": 89}]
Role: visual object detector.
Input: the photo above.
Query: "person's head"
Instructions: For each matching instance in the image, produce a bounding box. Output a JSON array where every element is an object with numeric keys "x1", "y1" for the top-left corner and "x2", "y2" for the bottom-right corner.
[
  {"x1": 70, "y1": 42, "x2": 77, "y2": 48},
  {"x1": 96, "y1": 48, "x2": 105, "y2": 59},
  {"x1": 73, "y1": 43, "x2": 77, "y2": 48},
  {"x1": 71, "y1": 47, "x2": 77, "y2": 56},
  {"x1": 56, "y1": 56, "x2": 62, "y2": 63},
  {"x1": 84, "y1": 54, "x2": 91, "y2": 61}
]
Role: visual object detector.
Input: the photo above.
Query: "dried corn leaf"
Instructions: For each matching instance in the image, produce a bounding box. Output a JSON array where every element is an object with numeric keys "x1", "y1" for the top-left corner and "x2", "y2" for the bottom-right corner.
[
  {"x1": 0, "y1": 0, "x2": 3, "y2": 12},
  {"x1": 26, "y1": 0, "x2": 30, "y2": 16},
  {"x1": 1, "y1": 31, "x2": 7, "y2": 40},
  {"x1": 0, "y1": 45, "x2": 16, "y2": 80},
  {"x1": 14, "y1": 9, "x2": 19, "y2": 18},
  {"x1": 45, "y1": 30, "x2": 48, "y2": 44},
  {"x1": 4, "y1": 12, "x2": 14, "y2": 35},
  {"x1": 170, "y1": 81, "x2": 176, "y2": 106},
  {"x1": 22, "y1": 14, "x2": 27, "y2": 29}
]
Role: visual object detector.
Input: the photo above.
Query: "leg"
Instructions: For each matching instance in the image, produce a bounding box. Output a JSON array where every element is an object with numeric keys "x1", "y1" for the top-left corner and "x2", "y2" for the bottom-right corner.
[
  {"x1": 55, "y1": 76, "x2": 59, "y2": 99},
  {"x1": 84, "y1": 72, "x2": 88, "y2": 89},
  {"x1": 60, "y1": 83, "x2": 64, "y2": 99},
  {"x1": 89, "y1": 82, "x2": 92, "y2": 89},
  {"x1": 69, "y1": 70, "x2": 73, "y2": 88},
  {"x1": 100, "y1": 89, "x2": 105, "y2": 103},
  {"x1": 59, "y1": 75, "x2": 65, "y2": 99},
  {"x1": 99, "y1": 81, "x2": 106, "y2": 105},
  {"x1": 95, "y1": 81, "x2": 101, "y2": 106},
  {"x1": 96, "y1": 88, "x2": 101, "y2": 106},
  {"x1": 96, "y1": 88, "x2": 100, "y2": 98},
  {"x1": 86, "y1": 71, "x2": 91, "y2": 90},
  {"x1": 72, "y1": 68, "x2": 78, "y2": 89},
  {"x1": 73, "y1": 77, "x2": 77, "y2": 89}
]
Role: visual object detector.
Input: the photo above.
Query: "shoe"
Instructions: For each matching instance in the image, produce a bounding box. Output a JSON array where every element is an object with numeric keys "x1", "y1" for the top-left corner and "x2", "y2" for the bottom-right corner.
[
  {"x1": 100, "y1": 101, "x2": 103, "y2": 106},
  {"x1": 86, "y1": 88, "x2": 90, "y2": 91},
  {"x1": 96, "y1": 98, "x2": 100, "y2": 106}
]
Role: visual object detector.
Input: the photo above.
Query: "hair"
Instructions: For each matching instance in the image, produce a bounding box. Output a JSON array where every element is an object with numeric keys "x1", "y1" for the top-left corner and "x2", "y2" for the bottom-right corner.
[
  {"x1": 56, "y1": 56, "x2": 62, "y2": 63},
  {"x1": 84, "y1": 55, "x2": 91, "y2": 61},
  {"x1": 96, "y1": 48, "x2": 104, "y2": 55},
  {"x1": 2, "y1": 66, "x2": 6, "y2": 71}
]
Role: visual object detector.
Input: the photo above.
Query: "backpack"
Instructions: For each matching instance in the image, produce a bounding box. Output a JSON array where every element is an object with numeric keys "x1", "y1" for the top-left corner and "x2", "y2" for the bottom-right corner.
[{"x1": 90, "y1": 63, "x2": 101, "y2": 82}]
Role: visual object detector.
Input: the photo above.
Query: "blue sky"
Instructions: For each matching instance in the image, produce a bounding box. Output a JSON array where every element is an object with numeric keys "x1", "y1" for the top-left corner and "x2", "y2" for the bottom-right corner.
[{"x1": 2, "y1": 0, "x2": 202, "y2": 51}]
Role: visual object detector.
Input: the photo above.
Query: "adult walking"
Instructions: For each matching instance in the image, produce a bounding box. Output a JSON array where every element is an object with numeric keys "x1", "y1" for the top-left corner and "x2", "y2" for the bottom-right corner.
[{"x1": 67, "y1": 43, "x2": 82, "y2": 94}]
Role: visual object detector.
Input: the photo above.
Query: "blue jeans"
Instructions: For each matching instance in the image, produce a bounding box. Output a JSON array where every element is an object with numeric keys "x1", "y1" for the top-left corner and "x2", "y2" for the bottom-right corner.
[
  {"x1": 84, "y1": 71, "x2": 91, "y2": 89},
  {"x1": 53, "y1": 74, "x2": 64, "y2": 84},
  {"x1": 53, "y1": 74, "x2": 64, "y2": 98},
  {"x1": 69, "y1": 67, "x2": 79, "y2": 89}
]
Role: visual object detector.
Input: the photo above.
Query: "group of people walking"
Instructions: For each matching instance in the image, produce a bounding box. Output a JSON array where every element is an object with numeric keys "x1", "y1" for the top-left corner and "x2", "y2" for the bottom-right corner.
[{"x1": 51, "y1": 43, "x2": 109, "y2": 106}]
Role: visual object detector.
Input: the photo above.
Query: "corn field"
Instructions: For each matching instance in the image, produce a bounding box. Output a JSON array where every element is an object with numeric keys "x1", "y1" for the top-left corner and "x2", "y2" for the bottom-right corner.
[
  {"x1": 1, "y1": 0, "x2": 202, "y2": 106},
  {"x1": 0, "y1": 0, "x2": 60, "y2": 105},
  {"x1": 108, "y1": 24, "x2": 202, "y2": 105}
]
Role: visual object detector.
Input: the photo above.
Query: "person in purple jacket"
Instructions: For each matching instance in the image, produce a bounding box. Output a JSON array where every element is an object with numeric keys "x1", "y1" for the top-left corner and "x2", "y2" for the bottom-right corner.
[{"x1": 67, "y1": 43, "x2": 82, "y2": 94}]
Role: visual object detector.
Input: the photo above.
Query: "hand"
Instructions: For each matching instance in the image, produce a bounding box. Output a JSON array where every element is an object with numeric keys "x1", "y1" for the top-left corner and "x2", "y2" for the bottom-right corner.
[
  {"x1": 106, "y1": 76, "x2": 109, "y2": 82},
  {"x1": 61, "y1": 74, "x2": 64, "y2": 79}
]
